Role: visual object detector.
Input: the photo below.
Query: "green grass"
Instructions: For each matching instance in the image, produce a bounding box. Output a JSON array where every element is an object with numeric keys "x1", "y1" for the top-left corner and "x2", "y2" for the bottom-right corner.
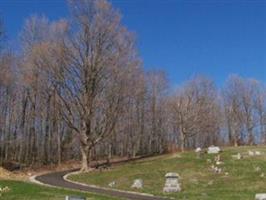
[
  {"x1": 69, "y1": 146, "x2": 266, "y2": 200},
  {"x1": 0, "y1": 180, "x2": 120, "y2": 200}
]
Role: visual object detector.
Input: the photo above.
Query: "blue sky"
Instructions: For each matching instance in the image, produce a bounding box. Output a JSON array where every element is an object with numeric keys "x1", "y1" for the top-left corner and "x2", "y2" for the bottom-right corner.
[{"x1": 0, "y1": 0, "x2": 265, "y2": 87}]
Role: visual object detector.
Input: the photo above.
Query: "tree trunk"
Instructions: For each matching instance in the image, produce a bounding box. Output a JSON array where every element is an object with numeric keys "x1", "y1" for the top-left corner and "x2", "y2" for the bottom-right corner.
[
  {"x1": 180, "y1": 128, "x2": 185, "y2": 152},
  {"x1": 57, "y1": 131, "x2": 61, "y2": 166},
  {"x1": 80, "y1": 144, "x2": 89, "y2": 172},
  {"x1": 248, "y1": 129, "x2": 254, "y2": 145}
]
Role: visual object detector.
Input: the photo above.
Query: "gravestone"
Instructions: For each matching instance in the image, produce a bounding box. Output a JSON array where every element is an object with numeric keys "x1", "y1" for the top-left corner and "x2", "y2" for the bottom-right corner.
[
  {"x1": 248, "y1": 151, "x2": 255, "y2": 156},
  {"x1": 195, "y1": 147, "x2": 202, "y2": 153},
  {"x1": 65, "y1": 196, "x2": 86, "y2": 200},
  {"x1": 255, "y1": 194, "x2": 266, "y2": 200},
  {"x1": 214, "y1": 155, "x2": 223, "y2": 165},
  {"x1": 163, "y1": 172, "x2": 181, "y2": 193},
  {"x1": 231, "y1": 153, "x2": 242, "y2": 160},
  {"x1": 131, "y1": 179, "x2": 143, "y2": 189},
  {"x1": 207, "y1": 146, "x2": 221, "y2": 154},
  {"x1": 195, "y1": 147, "x2": 203, "y2": 159},
  {"x1": 210, "y1": 165, "x2": 222, "y2": 174},
  {"x1": 108, "y1": 181, "x2": 116, "y2": 188},
  {"x1": 255, "y1": 166, "x2": 261, "y2": 172}
]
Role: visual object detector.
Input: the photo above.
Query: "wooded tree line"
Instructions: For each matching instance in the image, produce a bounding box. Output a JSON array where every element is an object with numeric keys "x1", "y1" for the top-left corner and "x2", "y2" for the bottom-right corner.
[{"x1": 0, "y1": 0, "x2": 266, "y2": 170}]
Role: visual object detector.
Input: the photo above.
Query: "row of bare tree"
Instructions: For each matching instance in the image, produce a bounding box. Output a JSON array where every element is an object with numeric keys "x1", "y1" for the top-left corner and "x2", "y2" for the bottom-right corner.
[{"x1": 0, "y1": 0, "x2": 266, "y2": 170}]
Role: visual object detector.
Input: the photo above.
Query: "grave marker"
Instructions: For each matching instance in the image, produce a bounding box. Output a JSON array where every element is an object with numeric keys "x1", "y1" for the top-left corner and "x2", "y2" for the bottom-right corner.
[{"x1": 65, "y1": 196, "x2": 86, "y2": 200}]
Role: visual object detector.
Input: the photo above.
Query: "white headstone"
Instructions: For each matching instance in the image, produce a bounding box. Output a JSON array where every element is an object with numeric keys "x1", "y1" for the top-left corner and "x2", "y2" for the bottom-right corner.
[
  {"x1": 207, "y1": 146, "x2": 221, "y2": 154},
  {"x1": 255, "y1": 194, "x2": 266, "y2": 200},
  {"x1": 65, "y1": 196, "x2": 86, "y2": 200},
  {"x1": 163, "y1": 172, "x2": 181, "y2": 193},
  {"x1": 248, "y1": 151, "x2": 255, "y2": 156},
  {"x1": 131, "y1": 179, "x2": 143, "y2": 189},
  {"x1": 214, "y1": 167, "x2": 222, "y2": 174},
  {"x1": 195, "y1": 147, "x2": 202, "y2": 153},
  {"x1": 255, "y1": 151, "x2": 262, "y2": 156},
  {"x1": 216, "y1": 161, "x2": 223, "y2": 165},
  {"x1": 255, "y1": 166, "x2": 261, "y2": 172},
  {"x1": 108, "y1": 181, "x2": 116, "y2": 188},
  {"x1": 232, "y1": 153, "x2": 242, "y2": 160}
]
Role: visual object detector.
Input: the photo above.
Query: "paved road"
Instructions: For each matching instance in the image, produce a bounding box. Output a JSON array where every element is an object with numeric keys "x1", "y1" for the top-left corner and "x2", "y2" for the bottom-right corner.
[{"x1": 35, "y1": 169, "x2": 170, "y2": 200}]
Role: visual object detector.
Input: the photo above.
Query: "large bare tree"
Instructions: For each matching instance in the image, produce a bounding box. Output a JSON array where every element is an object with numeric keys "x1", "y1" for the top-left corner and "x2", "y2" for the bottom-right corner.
[{"x1": 37, "y1": 0, "x2": 141, "y2": 171}]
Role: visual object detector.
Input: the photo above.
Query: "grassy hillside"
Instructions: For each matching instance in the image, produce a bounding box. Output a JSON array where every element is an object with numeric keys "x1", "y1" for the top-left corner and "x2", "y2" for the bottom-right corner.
[
  {"x1": 69, "y1": 146, "x2": 266, "y2": 200},
  {"x1": 0, "y1": 180, "x2": 120, "y2": 200}
]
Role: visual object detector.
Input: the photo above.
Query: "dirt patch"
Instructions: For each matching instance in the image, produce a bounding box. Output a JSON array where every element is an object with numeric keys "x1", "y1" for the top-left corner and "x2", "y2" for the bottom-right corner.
[
  {"x1": 0, "y1": 167, "x2": 11, "y2": 178},
  {"x1": 0, "y1": 167, "x2": 29, "y2": 181}
]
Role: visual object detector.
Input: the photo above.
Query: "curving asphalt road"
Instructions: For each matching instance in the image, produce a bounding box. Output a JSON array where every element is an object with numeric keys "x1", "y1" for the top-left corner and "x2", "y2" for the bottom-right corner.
[{"x1": 35, "y1": 169, "x2": 170, "y2": 200}]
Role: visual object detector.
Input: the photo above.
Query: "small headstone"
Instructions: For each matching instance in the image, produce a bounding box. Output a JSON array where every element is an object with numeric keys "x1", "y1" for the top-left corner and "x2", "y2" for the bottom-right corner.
[
  {"x1": 255, "y1": 166, "x2": 261, "y2": 172},
  {"x1": 195, "y1": 148, "x2": 203, "y2": 158},
  {"x1": 163, "y1": 172, "x2": 181, "y2": 193},
  {"x1": 255, "y1": 194, "x2": 266, "y2": 200},
  {"x1": 195, "y1": 147, "x2": 202, "y2": 153},
  {"x1": 210, "y1": 165, "x2": 222, "y2": 174},
  {"x1": 214, "y1": 167, "x2": 222, "y2": 174},
  {"x1": 215, "y1": 155, "x2": 223, "y2": 165},
  {"x1": 214, "y1": 155, "x2": 221, "y2": 162},
  {"x1": 131, "y1": 179, "x2": 143, "y2": 189},
  {"x1": 232, "y1": 153, "x2": 242, "y2": 160},
  {"x1": 108, "y1": 181, "x2": 116, "y2": 188},
  {"x1": 65, "y1": 196, "x2": 86, "y2": 200},
  {"x1": 248, "y1": 151, "x2": 255, "y2": 156},
  {"x1": 216, "y1": 161, "x2": 223, "y2": 165},
  {"x1": 255, "y1": 151, "x2": 262, "y2": 156},
  {"x1": 207, "y1": 146, "x2": 221, "y2": 154}
]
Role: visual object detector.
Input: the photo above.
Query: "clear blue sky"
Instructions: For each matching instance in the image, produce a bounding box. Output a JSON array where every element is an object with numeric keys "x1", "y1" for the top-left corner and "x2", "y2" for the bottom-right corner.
[{"x1": 0, "y1": 0, "x2": 265, "y2": 87}]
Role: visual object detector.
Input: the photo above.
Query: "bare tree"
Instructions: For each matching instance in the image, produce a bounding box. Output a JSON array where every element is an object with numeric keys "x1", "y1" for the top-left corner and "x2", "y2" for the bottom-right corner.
[
  {"x1": 145, "y1": 70, "x2": 169, "y2": 154},
  {"x1": 222, "y1": 76, "x2": 244, "y2": 146},
  {"x1": 254, "y1": 85, "x2": 266, "y2": 143},
  {"x1": 169, "y1": 76, "x2": 220, "y2": 152},
  {"x1": 223, "y1": 75, "x2": 262, "y2": 145},
  {"x1": 35, "y1": 0, "x2": 141, "y2": 171}
]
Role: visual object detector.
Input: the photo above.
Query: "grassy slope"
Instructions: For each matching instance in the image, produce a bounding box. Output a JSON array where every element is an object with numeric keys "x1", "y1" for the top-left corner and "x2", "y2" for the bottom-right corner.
[
  {"x1": 0, "y1": 180, "x2": 120, "y2": 200},
  {"x1": 69, "y1": 146, "x2": 266, "y2": 200}
]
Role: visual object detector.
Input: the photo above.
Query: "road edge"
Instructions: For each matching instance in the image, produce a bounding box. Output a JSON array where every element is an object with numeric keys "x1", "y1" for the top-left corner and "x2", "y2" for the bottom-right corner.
[
  {"x1": 64, "y1": 170, "x2": 171, "y2": 199},
  {"x1": 29, "y1": 173, "x2": 124, "y2": 199}
]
